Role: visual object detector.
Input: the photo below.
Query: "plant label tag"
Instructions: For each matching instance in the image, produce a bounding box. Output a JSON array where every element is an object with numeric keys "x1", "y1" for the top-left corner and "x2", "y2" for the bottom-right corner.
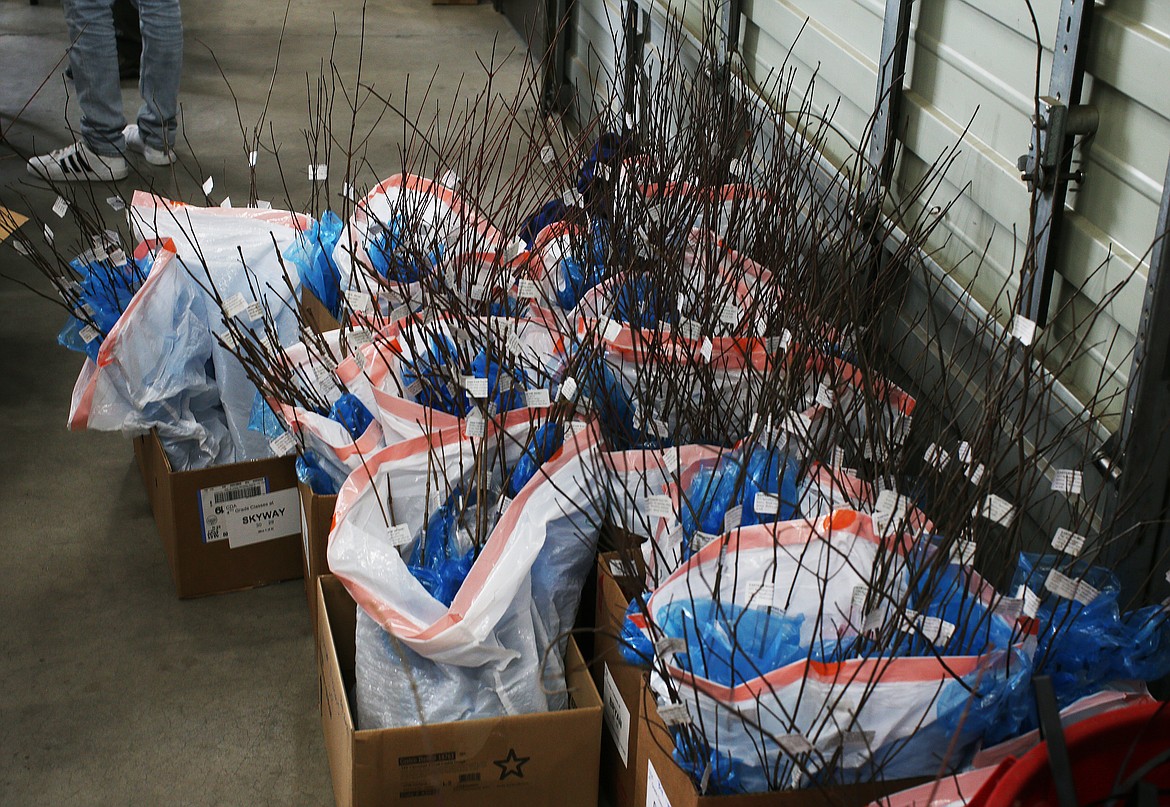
[
  {"x1": 658, "y1": 702, "x2": 691, "y2": 726},
  {"x1": 777, "y1": 734, "x2": 813, "y2": 756},
  {"x1": 975, "y1": 494, "x2": 1016, "y2": 526},
  {"x1": 1051, "y1": 469, "x2": 1083, "y2": 495},
  {"x1": 924, "y1": 443, "x2": 949, "y2": 469},
  {"x1": 345, "y1": 289, "x2": 372, "y2": 313},
  {"x1": 559, "y1": 376, "x2": 577, "y2": 401},
  {"x1": 645, "y1": 495, "x2": 675, "y2": 519},
  {"x1": 1051, "y1": 527, "x2": 1086, "y2": 557},
  {"x1": 723, "y1": 505, "x2": 743, "y2": 532},
  {"x1": 223, "y1": 293, "x2": 248, "y2": 319},
  {"x1": 1045, "y1": 568, "x2": 1099, "y2": 605},
  {"x1": 524, "y1": 388, "x2": 551, "y2": 408},
  {"x1": 269, "y1": 431, "x2": 296, "y2": 456},
  {"x1": 754, "y1": 492, "x2": 780, "y2": 515},
  {"x1": 387, "y1": 524, "x2": 413, "y2": 547},
  {"x1": 1012, "y1": 314, "x2": 1038, "y2": 346}
]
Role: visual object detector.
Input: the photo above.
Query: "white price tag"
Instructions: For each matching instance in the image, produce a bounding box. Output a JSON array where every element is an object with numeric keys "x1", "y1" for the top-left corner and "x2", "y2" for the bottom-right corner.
[
  {"x1": 965, "y1": 463, "x2": 986, "y2": 485},
  {"x1": 753, "y1": 492, "x2": 780, "y2": 515},
  {"x1": 540, "y1": 145, "x2": 556, "y2": 164},
  {"x1": 517, "y1": 278, "x2": 539, "y2": 298},
  {"x1": 559, "y1": 376, "x2": 577, "y2": 401},
  {"x1": 918, "y1": 615, "x2": 955, "y2": 646},
  {"x1": 79, "y1": 324, "x2": 101, "y2": 344},
  {"x1": 1012, "y1": 314, "x2": 1038, "y2": 346},
  {"x1": 202, "y1": 176, "x2": 214, "y2": 196},
  {"x1": 255, "y1": 199, "x2": 272, "y2": 210},
  {"x1": 995, "y1": 596, "x2": 1024, "y2": 622},
  {"x1": 309, "y1": 163, "x2": 328, "y2": 181},
  {"x1": 387, "y1": 524, "x2": 413, "y2": 547},
  {"x1": 245, "y1": 300, "x2": 265, "y2": 322},
  {"x1": 975, "y1": 494, "x2": 1016, "y2": 527},
  {"x1": 1051, "y1": 469, "x2": 1083, "y2": 496},
  {"x1": 1052, "y1": 527, "x2": 1086, "y2": 557},
  {"x1": 106, "y1": 195, "x2": 126, "y2": 211},
  {"x1": 958, "y1": 441, "x2": 974, "y2": 465},
  {"x1": 220, "y1": 197, "x2": 232, "y2": 208},
  {"x1": 645, "y1": 495, "x2": 675, "y2": 519},
  {"x1": 52, "y1": 196, "x2": 69, "y2": 218},
  {"x1": 248, "y1": 150, "x2": 258, "y2": 167}
]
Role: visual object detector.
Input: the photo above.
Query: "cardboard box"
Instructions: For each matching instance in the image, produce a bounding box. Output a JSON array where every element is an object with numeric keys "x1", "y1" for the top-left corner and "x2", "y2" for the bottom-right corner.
[
  {"x1": 132, "y1": 433, "x2": 155, "y2": 501},
  {"x1": 317, "y1": 574, "x2": 603, "y2": 807},
  {"x1": 594, "y1": 551, "x2": 648, "y2": 807},
  {"x1": 141, "y1": 429, "x2": 304, "y2": 598},
  {"x1": 298, "y1": 481, "x2": 337, "y2": 630},
  {"x1": 634, "y1": 681, "x2": 924, "y2": 807},
  {"x1": 300, "y1": 288, "x2": 342, "y2": 335}
]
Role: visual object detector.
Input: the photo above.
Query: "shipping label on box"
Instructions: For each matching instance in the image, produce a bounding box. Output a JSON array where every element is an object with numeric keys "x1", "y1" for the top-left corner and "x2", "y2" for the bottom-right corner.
[
  {"x1": 603, "y1": 663, "x2": 631, "y2": 767},
  {"x1": 197, "y1": 477, "x2": 300, "y2": 548}
]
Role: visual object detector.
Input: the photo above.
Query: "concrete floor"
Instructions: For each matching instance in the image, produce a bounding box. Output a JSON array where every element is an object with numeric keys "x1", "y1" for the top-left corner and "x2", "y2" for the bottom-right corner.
[{"x1": 0, "y1": 2, "x2": 531, "y2": 803}]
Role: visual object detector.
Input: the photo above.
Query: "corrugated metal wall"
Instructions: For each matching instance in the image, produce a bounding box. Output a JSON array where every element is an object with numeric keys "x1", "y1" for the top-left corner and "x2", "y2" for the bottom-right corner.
[{"x1": 567, "y1": 0, "x2": 1170, "y2": 429}]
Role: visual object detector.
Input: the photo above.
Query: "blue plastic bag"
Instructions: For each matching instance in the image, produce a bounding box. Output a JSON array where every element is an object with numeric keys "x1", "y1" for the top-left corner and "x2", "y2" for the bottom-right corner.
[{"x1": 285, "y1": 210, "x2": 343, "y2": 318}]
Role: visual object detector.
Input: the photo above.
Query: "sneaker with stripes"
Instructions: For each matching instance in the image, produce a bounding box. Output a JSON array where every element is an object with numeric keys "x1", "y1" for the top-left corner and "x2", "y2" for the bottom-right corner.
[{"x1": 26, "y1": 141, "x2": 129, "y2": 182}]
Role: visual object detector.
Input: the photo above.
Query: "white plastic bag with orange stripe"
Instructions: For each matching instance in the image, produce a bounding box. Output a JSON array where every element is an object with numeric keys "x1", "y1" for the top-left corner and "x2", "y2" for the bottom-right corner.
[
  {"x1": 332, "y1": 173, "x2": 507, "y2": 298},
  {"x1": 337, "y1": 312, "x2": 569, "y2": 445},
  {"x1": 630, "y1": 510, "x2": 1012, "y2": 791},
  {"x1": 328, "y1": 413, "x2": 605, "y2": 728}
]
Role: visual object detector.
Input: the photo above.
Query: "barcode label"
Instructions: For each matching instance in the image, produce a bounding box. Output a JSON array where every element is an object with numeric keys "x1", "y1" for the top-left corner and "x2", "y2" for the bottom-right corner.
[{"x1": 211, "y1": 481, "x2": 266, "y2": 504}]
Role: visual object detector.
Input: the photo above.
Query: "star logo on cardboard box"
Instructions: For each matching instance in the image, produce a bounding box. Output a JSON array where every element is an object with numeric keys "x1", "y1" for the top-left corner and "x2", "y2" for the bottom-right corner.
[{"x1": 493, "y1": 748, "x2": 530, "y2": 780}]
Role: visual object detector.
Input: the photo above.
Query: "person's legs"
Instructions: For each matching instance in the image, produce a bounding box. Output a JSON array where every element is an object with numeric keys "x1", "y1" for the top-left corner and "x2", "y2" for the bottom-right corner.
[
  {"x1": 113, "y1": 0, "x2": 142, "y2": 78},
  {"x1": 62, "y1": 0, "x2": 126, "y2": 156},
  {"x1": 133, "y1": 0, "x2": 182, "y2": 152}
]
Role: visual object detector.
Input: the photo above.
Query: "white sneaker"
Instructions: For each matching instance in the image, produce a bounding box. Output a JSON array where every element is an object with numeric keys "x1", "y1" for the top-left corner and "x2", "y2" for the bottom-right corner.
[
  {"x1": 124, "y1": 124, "x2": 177, "y2": 166},
  {"x1": 26, "y1": 141, "x2": 128, "y2": 182}
]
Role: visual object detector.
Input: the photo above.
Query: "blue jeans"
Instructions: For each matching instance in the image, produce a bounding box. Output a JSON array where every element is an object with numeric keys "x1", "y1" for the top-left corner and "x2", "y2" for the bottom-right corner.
[{"x1": 63, "y1": 0, "x2": 183, "y2": 157}]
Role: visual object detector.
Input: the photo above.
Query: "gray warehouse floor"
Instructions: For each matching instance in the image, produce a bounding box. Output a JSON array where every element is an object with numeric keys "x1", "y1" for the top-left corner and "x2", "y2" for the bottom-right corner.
[{"x1": 0, "y1": 2, "x2": 531, "y2": 803}]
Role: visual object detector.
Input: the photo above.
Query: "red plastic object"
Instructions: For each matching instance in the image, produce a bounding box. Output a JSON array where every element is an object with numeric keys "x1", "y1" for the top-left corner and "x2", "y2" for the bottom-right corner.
[{"x1": 967, "y1": 701, "x2": 1170, "y2": 807}]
